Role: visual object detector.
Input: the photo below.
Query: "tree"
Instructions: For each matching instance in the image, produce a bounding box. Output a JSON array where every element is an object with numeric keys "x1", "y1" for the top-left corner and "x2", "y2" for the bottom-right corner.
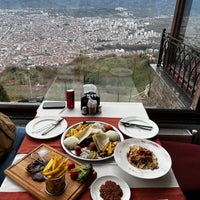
[{"x1": 0, "y1": 84, "x2": 10, "y2": 102}]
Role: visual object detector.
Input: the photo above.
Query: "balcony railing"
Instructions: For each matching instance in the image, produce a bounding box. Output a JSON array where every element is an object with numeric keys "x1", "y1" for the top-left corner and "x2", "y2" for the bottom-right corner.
[{"x1": 157, "y1": 29, "x2": 200, "y2": 110}]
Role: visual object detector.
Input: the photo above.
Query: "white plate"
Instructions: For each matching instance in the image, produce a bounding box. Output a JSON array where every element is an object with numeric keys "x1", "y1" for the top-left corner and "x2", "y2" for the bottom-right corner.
[
  {"x1": 118, "y1": 116, "x2": 159, "y2": 139},
  {"x1": 114, "y1": 138, "x2": 172, "y2": 179},
  {"x1": 26, "y1": 116, "x2": 68, "y2": 139},
  {"x1": 90, "y1": 175, "x2": 131, "y2": 200},
  {"x1": 61, "y1": 121, "x2": 124, "y2": 162}
]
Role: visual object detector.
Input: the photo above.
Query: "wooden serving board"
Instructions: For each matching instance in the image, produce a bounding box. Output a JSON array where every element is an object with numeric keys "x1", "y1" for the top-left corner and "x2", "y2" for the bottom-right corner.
[{"x1": 4, "y1": 144, "x2": 97, "y2": 200}]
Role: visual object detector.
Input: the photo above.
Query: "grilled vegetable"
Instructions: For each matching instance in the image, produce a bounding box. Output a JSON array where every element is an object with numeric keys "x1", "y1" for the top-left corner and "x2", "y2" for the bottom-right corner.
[
  {"x1": 67, "y1": 161, "x2": 76, "y2": 170},
  {"x1": 70, "y1": 169, "x2": 79, "y2": 180}
]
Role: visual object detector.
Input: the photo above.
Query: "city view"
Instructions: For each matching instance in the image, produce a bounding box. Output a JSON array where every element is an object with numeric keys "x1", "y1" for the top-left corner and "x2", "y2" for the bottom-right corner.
[{"x1": 0, "y1": 1, "x2": 176, "y2": 71}]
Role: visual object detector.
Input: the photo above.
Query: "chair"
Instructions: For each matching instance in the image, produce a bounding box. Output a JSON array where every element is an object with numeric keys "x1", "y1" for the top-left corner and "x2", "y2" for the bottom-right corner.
[
  {"x1": 0, "y1": 127, "x2": 26, "y2": 185},
  {"x1": 161, "y1": 140, "x2": 200, "y2": 200}
]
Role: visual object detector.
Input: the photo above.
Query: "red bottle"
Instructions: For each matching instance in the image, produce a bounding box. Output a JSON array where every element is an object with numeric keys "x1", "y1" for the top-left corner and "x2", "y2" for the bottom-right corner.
[{"x1": 66, "y1": 89, "x2": 74, "y2": 109}]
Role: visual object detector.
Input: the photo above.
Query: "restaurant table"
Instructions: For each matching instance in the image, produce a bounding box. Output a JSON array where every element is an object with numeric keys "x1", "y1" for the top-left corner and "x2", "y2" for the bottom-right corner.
[{"x1": 0, "y1": 101, "x2": 186, "y2": 200}]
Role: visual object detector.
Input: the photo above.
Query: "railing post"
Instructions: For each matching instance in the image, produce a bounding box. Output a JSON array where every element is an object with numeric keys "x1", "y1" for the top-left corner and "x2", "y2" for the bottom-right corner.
[
  {"x1": 157, "y1": 29, "x2": 166, "y2": 67},
  {"x1": 191, "y1": 73, "x2": 200, "y2": 111}
]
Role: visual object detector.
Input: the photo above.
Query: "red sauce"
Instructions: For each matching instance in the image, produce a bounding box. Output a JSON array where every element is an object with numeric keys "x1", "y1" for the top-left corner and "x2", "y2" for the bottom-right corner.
[{"x1": 99, "y1": 180, "x2": 123, "y2": 200}]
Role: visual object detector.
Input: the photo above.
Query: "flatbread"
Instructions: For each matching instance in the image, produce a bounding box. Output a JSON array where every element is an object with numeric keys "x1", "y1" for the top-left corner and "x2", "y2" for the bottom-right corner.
[{"x1": 92, "y1": 133, "x2": 109, "y2": 151}]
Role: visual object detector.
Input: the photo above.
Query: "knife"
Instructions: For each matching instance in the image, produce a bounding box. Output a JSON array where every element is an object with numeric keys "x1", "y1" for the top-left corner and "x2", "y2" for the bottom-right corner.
[
  {"x1": 41, "y1": 117, "x2": 64, "y2": 135},
  {"x1": 120, "y1": 121, "x2": 153, "y2": 130}
]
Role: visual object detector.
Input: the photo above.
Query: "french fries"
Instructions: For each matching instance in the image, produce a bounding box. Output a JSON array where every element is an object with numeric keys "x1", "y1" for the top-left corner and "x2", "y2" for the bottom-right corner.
[
  {"x1": 42, "y1": 155, "x2": 69, "y2": 179},
  {"x1": 100, "y1": 141, "x2": 118, "y2": 157},
  {"x1": 66, "y1": 123, "x2": 88, "y2": 138}
]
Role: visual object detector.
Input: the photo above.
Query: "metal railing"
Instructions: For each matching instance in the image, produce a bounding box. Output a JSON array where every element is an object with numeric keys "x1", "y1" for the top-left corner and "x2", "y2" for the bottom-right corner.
[{"x1": 157, "y1": 29, "x2": 200, "y2": 108}]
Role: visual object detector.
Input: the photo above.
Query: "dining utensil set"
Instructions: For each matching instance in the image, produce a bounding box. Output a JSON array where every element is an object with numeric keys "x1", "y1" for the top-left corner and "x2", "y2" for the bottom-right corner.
[
  {"x1": 120, "y1": 121, "x2": 153, "y2": 130},
  {"x1": 31, "y1": 117, "x2": 64, "y2": 135}
]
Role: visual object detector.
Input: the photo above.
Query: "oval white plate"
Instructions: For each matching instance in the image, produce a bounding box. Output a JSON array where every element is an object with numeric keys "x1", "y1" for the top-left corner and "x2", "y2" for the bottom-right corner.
[
  {"x1": 61, "y1": 121, "x2": 124, "y2": 162},
  {"x1": 118, "y1": 116, "x2": 159, "y2": 139},
  {"x1": 26, "y1": 116, "x2": 68, "y2": 139},
  {"x1": 90, "y1": 175, "x2": 131, "y2": 200},
  {"x1": 114, "y1": 138, "x2": 172, "y2": 179}
]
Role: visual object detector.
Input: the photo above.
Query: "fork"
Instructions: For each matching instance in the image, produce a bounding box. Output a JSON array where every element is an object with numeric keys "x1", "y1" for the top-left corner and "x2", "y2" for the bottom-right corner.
[{"x1": 120, "y1": 121, "x2": 153, "y2": 130}]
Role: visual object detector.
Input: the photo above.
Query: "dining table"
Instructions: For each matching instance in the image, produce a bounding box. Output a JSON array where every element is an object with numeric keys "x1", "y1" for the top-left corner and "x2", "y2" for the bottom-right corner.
[{"x1": 0, "y1": 101, "x2": 186, "y2": 200}]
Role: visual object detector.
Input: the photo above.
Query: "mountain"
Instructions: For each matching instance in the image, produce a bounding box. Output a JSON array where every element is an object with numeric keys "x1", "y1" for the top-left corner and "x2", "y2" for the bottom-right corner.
[
  {"x1": 0, "y1": 0, "x2": 177, "y2": 18},
  {"x1": 0, "y1": 0, "x2": 175, "y2": 10}
]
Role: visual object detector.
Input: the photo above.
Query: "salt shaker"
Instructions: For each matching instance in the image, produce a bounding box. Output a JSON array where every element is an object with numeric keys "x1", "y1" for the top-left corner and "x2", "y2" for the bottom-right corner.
[{"x1": 87, "y1": 98, "x2": 97, "y2": 114}]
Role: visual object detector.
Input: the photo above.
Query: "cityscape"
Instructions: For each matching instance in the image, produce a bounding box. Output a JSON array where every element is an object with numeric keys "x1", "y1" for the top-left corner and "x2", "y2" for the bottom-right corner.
[{"x1": 0, "y1": 2, "x2": 175, "y2": 72}]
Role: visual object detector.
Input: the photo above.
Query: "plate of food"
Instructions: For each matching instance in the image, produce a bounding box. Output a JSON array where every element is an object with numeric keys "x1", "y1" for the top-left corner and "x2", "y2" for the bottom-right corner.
[
  {"x1": 114, "y1": 138, "x2": 172, "y2": 179},
  {"x1": 26, "y1": 116, "x2": 68, "y2": 139},
  {"x1": 90, "y1": 175, "x2": 130, "y2": 200},
  {"x1": 61, "y1": 121, "x2": 124, "y2": 161},
  {"x1": 118, "y1": 116, "x2": 159, "y2": 139}
]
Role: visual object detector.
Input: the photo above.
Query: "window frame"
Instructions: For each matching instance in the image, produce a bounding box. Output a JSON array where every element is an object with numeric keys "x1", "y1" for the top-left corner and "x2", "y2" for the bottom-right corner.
[
  {"x1": 149, "y1": 0, "x2": 200, "y2": 127},
  {"x1": 169, "y1": 0, "x2": 200, "y2": 111}
]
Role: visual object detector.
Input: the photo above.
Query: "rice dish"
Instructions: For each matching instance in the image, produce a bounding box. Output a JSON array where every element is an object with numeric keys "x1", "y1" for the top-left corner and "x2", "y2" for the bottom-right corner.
[
  {"x1": 105, "y1": 130, "x2": 120, "y2": 141},
  {"x1": 63, "y1": 136, "x2": 79, "y2": 149}
]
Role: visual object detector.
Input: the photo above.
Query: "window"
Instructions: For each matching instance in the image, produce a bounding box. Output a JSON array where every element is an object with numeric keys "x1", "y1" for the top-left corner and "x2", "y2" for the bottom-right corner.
[
  {"x1": 1, "y1": 0, "x2": 199, "y2": 113},
  {"x1": 181, "y1": 0, "x2": 200, "y2": 49}
]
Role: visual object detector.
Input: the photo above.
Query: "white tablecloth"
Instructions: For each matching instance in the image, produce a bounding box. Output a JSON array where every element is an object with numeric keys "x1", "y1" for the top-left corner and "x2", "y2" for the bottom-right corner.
[{"x1": 36, "y1": 101, "x2": 149, "y2": 119}]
